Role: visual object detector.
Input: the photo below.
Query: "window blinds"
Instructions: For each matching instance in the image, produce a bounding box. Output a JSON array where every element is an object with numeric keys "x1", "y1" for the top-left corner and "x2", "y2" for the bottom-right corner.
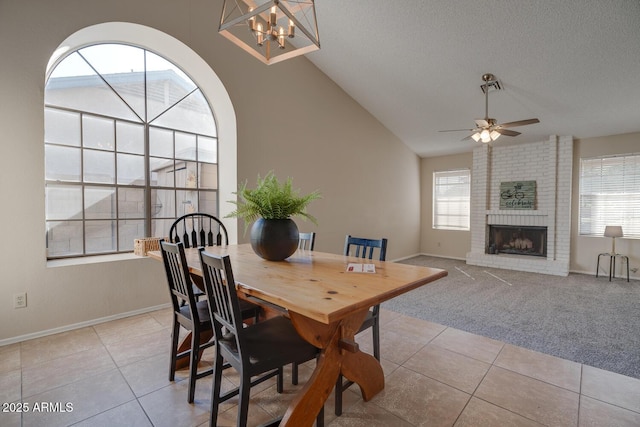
[
  {"x1": 433, "y1": 169, "x2": 470, "y2": 230},
  {"x1": 579, "y1": 154, "x2": 640, "y2": 238}
]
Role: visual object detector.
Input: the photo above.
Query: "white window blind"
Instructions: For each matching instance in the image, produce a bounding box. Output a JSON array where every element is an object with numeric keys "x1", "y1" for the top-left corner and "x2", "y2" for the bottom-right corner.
[
  {"x1": 579, "y1": 154, "x2": 640, "y2": 238},
  {"x1": 433, "y1": 169, "x2": 470, "y2": 230}
]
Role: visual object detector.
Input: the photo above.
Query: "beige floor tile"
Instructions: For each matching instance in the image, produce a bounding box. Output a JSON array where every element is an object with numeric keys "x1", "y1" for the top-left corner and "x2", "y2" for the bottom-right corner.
[
  {"x1": 579, "y1": 395, "x2": 640, "y2": 427},
  {"x1": 376, "y1": 329, "x2": 429, "y2": 365},
  {"x1": 430, "y1": 327, "x2": 504, "y2": 364},
  {"x1": 21, "y1": 369, "x2": 135, "y2": 427},
  {"x1": 382, "y1": 313, "x2": 447, "y2": 342},
  {"x1": 20, "y1": 327, "x2": 103, "y2": 367},
  {"x1": 494, "y1": 344, "x2": 582, "y2": 392},
  {"x1": 105, "y1": 328, "x2": 170, "y2": 367},
  {"x1": 147, "y1": 307, "x2": 174, "y2": 329},
  {"x1": 404, "y1": 344, "x2": 491, "y2": 393},
  {"x1": 93, "y1": 313, "x2": 166, "y2": 345},
  {"x1": 327, "y1": 400, "x2": 414, "y2": 426},
  {"x1": 581, "y1": 365, "x2": 640, "y2": 413},
  {"x1": 475, "y1": 366, "x2": 579, "y2": 427},
  {"x1": 138, "y1": 381, "x2": 211, "y2": 427},
  {"x1": 22, "y1": 346, "x2": 116, "y2": 397},
  {"x1": 119, "y1": 352, "x2": 175, "y2": 397},
  {"x1": 372, "y1": 366, "x2": 470, "y2": 427},
  {"x1": 0, "y1": 343, "x2": 21, "y2": 374},
  {"x1": 0, "y1": 369, "x2": 21, "y2": 404},
  {"x1": 454, "y1": 397, "x2": 545, "y2": 427},
  {"x1": 72, "y1": 400, "x2": 153, "y2": 427}
]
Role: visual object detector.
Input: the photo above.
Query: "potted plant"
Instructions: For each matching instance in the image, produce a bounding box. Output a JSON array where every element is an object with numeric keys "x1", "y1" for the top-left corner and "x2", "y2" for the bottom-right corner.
[{"x1": 227, "y1": 172, "x2": 321, "y2": 261}]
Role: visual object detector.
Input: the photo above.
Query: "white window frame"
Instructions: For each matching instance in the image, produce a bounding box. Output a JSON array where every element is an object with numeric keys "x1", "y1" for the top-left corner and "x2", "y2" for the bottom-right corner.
[
  {"x1": 432, "y1": 169, "x2": 471, "y2": 231},
  {"x1": 579, "y1": 153, "x2": 640, "y2": 238}
]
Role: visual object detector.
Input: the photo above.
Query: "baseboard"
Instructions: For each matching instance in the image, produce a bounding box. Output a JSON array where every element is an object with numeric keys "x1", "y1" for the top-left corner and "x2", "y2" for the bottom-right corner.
[
  {"x1": 417, "y1": 252, "x2": 468, "y2": 261},
  {"x1": 0, "y1": 303, "x2": 171, "y2": 347}
]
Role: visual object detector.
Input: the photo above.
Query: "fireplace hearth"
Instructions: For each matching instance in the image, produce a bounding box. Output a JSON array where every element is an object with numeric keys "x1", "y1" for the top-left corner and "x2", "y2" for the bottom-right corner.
[{"x1": 488, "y1": 225, "x2": 547, "y2": 257}]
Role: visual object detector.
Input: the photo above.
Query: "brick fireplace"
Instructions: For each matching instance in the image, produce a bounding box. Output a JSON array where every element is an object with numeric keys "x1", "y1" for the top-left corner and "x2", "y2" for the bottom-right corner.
[{"x1": 466, "y1": 136, "x2": 573, "y2": 276}]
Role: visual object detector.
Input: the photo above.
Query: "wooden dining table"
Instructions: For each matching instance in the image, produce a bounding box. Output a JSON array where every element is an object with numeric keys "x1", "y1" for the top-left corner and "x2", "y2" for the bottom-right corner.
[{"x1": 148, "y1": 243, "x2": 447, "y2": 427}]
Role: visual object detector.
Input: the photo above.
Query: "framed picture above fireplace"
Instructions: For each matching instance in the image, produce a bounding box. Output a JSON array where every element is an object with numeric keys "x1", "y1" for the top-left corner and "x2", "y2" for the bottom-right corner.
[{"x1": 499, "y1": 180, "x2": 536, "y2": 210}]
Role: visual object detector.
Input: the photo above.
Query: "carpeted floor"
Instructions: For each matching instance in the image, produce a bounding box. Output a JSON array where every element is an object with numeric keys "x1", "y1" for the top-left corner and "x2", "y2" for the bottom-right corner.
[{"x1": 385, "y1": 255, "x2": 640, "y2": 379}]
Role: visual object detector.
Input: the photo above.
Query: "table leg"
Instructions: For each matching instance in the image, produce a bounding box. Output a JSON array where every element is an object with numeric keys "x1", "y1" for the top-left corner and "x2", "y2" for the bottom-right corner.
[{"x1": 282, "y1": 309, "x2": 384, "y2": 427}]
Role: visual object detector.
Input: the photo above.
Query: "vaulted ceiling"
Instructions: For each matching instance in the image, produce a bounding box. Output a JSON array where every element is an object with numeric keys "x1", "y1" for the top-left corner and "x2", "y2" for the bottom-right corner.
[{"x1": 307, "y1": 0, "x2": 640, "y2": 157}]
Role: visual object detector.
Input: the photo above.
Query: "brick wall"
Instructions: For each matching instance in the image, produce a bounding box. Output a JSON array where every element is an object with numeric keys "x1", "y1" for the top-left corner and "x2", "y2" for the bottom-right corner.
[{"x1": 466, "y1": 136, "x2": 573, "y2": 276}]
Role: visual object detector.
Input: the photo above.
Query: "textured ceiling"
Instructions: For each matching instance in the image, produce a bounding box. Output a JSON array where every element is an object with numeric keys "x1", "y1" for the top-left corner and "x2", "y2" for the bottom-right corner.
[{"x1": 306, "y1": 0, "x2": 640, "y2": 157}]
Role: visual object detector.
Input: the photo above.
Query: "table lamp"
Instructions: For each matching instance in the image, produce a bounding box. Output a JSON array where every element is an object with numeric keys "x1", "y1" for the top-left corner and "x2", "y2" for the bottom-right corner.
[{"x1": 604, "y1": 225, "x2": 623, "y2": 255}]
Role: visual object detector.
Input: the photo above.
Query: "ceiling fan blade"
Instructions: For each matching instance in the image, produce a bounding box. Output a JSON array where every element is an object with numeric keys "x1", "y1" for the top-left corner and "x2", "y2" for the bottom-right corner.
[
  {"x1": 497, "y1": 118, "x2": 540, "y2": 128},
  {"x1": 461, "y1": 134, "x2": 474, "y2": 141},
  {"x1": 475, "y1": 119, "x2": 490, "y2": 127},
  {"x1": 496, "y1": 129, "x2": 521, "y2": 137},
  {"x1": 439, "y1": 128, "x2": 477, "y2": 132}
]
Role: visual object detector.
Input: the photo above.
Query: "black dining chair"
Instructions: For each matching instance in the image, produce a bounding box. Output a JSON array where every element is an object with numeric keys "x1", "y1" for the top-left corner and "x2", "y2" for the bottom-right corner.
[
  {"x1": 168, "y1": 213, "x2": 261, "y2": 323},
  {"x1": 297, "y1": 231, "x2": 316, "y2": 251},
  {"x1": 160, "y1": 240, "x2": 216, "y2": 404},
  {"x1": 335, "y1": 234, "x2": 388, "y2": 416},
  {"x1": 198, "y1": 248, "x2": 324, "y2": 427},
  {"x1": 160, "y1": 240, "x2": 262, "y2": 403}
]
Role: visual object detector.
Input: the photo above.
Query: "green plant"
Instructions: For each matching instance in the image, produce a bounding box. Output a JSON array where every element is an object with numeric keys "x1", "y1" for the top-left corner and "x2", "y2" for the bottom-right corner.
[{"x1": 227, "y1": 172, "x2": 321, "y2": 231}]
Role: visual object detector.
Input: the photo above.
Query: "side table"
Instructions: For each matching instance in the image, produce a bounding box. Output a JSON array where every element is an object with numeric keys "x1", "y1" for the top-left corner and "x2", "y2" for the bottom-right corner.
[{"x1": 596, "y1": 253, "x2": 630, "y2": 282}]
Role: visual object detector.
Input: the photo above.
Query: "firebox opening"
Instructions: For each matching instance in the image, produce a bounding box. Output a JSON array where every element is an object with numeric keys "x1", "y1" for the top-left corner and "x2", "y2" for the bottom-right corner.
[{"x1": 488, "y1": 225, "x2": 547, "y2": 257}]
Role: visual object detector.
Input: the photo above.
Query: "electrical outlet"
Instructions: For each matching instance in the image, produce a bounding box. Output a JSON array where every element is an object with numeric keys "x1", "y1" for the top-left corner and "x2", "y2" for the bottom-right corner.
[{"x1": 14, "y1": 292, "x2": 27, "y2": 309}]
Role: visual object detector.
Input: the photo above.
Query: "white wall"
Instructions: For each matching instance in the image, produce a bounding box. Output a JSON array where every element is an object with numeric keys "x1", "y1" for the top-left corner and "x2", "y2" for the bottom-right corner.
[{"x1": 0, "y1": 0, "x2": 421, "y2": 342}]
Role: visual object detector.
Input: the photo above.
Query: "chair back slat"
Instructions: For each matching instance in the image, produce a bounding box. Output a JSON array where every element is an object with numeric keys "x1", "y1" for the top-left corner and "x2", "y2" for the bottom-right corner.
[
  {"x1": 161, "y1": 240, "x2": 200, "y2": 317},
  {"x1": 169, "y1": 213, "x2": 229, "y2": 248},
  {"x1": 344, "y1": 235, "x2": 387, "y2": 261},
  {"x1": 199, "y1": 249, "x2": 246, "y2": 358}
]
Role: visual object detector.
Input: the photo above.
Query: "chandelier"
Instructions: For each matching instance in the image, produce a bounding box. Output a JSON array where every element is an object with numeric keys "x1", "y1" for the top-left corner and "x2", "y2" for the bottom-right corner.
[{"x1": 218, "y1": 0, "x2": 320, "y2": 65}]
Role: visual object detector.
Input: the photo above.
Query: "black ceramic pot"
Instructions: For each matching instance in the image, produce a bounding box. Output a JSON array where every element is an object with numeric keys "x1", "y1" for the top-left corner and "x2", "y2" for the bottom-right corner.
[{"x1": 250, "y1": 218, "x2": 299, "y2": 261}]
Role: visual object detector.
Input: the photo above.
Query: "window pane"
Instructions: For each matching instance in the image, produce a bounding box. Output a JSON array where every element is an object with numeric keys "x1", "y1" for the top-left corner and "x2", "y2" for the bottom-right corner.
[
  {"x1": 45, "y1": 145, "x2": 81, "y2": 181},
  {"x1": 117, "y1": 153, "x2": 145, "y2": 185},
  {"x1": 85, "y1": 186, "x2": 116, "y2": 219},
  {"x1": 177, "y1": 190, "x2": 198, "y2": 216},
  {"x1": 117, "y1": 121, "x2": 144, "y2": 154},
  {"x1": 198, "y1": 136, "x2": 217, "y2": 163},
  {"x1": 85, "y1": 220, "x2": 117, "y2": 253},
  {"x1": 200, "y1": 163, "x2": 218, "y2": 189},
  {"x1": 146, "y1": 51, "x2": 197, "y2": 122},
  {"x1": 175, "y1": 132, "x2": 197, "y2": 160},
  {"x1": 83, "y1": 115, "x2": 115, "y2": 150},
  {"x1": 150, "y1": 157, "x2": 174, "y2": 187},
  {"x1": 46, "y1": 185, "x2": 82, "y2": 220},
  {"x1": 118, "y1": 219, "x2": 145, "y2": 251},
  {"x1": 199, "y1": 191, "x2": 217, "y2": 215},
  {"x1": 152, "y1": 218, "x2": 174, "y2": 239},
  {"x1": 45, "y1": 108, "x2": 80, "y2": 146},
  {"x1": 47, "y1": 221, "x2": 83, "y2": 257},
  {"x1": 84, "y1": 149, "x2": 115, "y2": 183},
  {"x1": 175, "y1": 161, "x2": 197, "y2": 188},
  {"x1": 149, "y1": 127, "x2": 173, "y2": 157},
  {"x1": 118, "y1": 188, "x2": 145, "y2": 219},
  {"x1": 151, "y1": 189, "x2": 175, "y2": 218},
  {"x1": 151, "y1": 89, "x2": 216, "y2": 137}
]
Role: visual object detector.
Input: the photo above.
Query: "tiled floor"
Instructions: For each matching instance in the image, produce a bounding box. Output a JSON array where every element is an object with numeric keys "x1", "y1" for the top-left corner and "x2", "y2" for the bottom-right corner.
[{"x1": 1, "y1": 307, "x2": 640, "y2": 427}]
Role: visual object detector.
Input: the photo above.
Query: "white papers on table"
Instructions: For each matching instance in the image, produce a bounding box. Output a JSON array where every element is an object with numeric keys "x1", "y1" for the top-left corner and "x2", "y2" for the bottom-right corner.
[{"x1": 346, "y1": 263, "x2": 376, "y2": 273}]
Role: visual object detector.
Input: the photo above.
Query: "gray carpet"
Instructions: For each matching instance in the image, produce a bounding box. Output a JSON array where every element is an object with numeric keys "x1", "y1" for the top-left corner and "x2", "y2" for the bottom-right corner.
[{"x1": 384, "y1": 255, "x2": 640, "y2": 380}]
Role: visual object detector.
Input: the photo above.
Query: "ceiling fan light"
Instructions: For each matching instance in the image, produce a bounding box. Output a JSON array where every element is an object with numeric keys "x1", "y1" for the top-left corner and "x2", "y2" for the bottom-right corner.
[
  {"x1": 471, "y1": 133, "x2": 481, "y2": 142},
  {"x1": 490, "y1": 130, "x2": 501, "y2": 140},
  {"x1": 480, "y1": 129, "x2": 491, "y2": 143}
]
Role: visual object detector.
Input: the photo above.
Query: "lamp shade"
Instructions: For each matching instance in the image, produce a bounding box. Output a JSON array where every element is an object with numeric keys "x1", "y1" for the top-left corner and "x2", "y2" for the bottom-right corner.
[{"x1": 604, "y1": 225, "x2": 623, "y2": 238}]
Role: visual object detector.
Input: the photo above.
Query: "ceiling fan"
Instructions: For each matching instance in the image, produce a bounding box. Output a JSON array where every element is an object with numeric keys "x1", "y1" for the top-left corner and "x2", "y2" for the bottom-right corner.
[{"x1": 439, "y1": 73, "x2": 539, "y2": 143}]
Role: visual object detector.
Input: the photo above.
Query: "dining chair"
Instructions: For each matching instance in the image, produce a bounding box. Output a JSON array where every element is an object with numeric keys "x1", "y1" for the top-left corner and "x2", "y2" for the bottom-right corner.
[
  {"x1": 160, "y1": 240, "x2": 262, "y2": 403},
  {"x1": 160, "y1": 240, "x2": 215, "y2": 404},
  {"x1": 169, "y1": 213, "x2": 261, "y2": 323},
  {"x1": 335, "y1": 234, "x2": 388, "y2": 416},
  {"x1": 198, "y1": 249, "x2": 324, "y2": 427},
  {"x1": 298, "y1": 231, "x2": 316, "y2": 251}
]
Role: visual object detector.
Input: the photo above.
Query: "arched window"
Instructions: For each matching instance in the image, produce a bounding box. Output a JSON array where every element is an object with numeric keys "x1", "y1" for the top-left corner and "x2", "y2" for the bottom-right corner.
[{"x1": 45, "y1": 43, "x2": 220, "y2": 258}]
